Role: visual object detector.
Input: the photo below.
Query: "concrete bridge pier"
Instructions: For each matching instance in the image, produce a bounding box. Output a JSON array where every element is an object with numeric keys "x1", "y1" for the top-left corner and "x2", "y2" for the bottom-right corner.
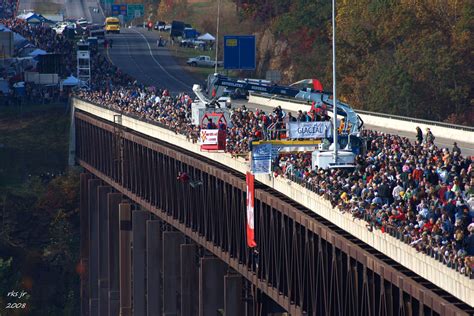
[{"x1": 119, "y1": 202, "x2": 132, "y2": 316}]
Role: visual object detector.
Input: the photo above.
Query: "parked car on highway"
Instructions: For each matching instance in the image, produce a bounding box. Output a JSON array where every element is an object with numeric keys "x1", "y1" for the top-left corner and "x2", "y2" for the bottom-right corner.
[
  {"x1": 162, "y1": 24, "x2": 171, "y2": 32},
  {"x1": 76, "y1": 18, "x2": 89, "y2": 30},
  {"x1": 53, "y1": 21, "x2": 76, "y2": 35},
  {"x1": 154, "y1": 21, "x2": 165, "y2": 31},
  {"x1": 180, "y1": 39, "x2": 205, "y2": 49},
  {"x1": 186, "y1": 55, "x2": 222, "y2": 68}
]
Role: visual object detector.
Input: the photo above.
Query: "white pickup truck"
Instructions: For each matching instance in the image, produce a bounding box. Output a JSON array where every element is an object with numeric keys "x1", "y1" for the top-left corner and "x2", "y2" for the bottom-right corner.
[{"x1": 186, "y1": 55, "x2": 223, "y2": 68}]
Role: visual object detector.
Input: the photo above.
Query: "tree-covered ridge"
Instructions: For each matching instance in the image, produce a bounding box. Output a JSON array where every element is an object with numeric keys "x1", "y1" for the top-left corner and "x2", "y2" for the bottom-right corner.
[
  {"x1": 0, "y1": 104, "x2": 79, "y2": 315},
  {"x1": 236, "y1": 0, "x2": 473, "y2": 124}
]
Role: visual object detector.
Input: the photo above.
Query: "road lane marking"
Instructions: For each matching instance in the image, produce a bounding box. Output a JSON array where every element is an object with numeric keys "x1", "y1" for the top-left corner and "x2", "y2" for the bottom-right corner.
[{"x1": 129, "y1": 29, "x2": 190, "y2": 91}]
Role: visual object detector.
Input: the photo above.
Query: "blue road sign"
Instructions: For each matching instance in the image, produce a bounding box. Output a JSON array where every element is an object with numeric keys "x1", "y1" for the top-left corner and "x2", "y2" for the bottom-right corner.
[
  {"x1": 224, "y1": 35, "x2": 256, "y2": 70},
  {"x1": 111, "y1": 4, "x2": 127, "y2": 17}
]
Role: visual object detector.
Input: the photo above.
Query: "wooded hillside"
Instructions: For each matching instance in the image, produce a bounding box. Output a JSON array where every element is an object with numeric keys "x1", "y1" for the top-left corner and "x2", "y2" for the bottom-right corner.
[{"x1": 235, "y1": 0, "x2": 473, "y2": 124}]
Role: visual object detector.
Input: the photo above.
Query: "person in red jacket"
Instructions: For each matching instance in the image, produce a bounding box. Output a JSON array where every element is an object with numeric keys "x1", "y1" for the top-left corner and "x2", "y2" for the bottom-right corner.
[
  {"x1": 390, "y1": 209, "x2": 406, "y2": 222},
  {"x1": 423, "y1": 218, "x2": 435, "y2": 232},
  {"x1": 412, "y1": 164, "x2": 423, "y2": 183},
  {"x1": 177, "y1": 171, "x2": 190, "y2": 183}
]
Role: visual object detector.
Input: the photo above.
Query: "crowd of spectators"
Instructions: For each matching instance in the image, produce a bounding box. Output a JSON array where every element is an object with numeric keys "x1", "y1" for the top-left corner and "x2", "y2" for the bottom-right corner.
[
  {"x1": 3, "y1": 16, "x2": 472, "y2": 276},
  {"x1": 79, "y1": 84, "x2": 474, "y2": 276},
  {"x1": 2, "y1": 18, "x2": 76, "y2": 76},
  {"x1": 279, "y1": 131, "x2": 474, "y2": 274},
  {"x1": 0, "y1": 0, "x2": 17, "y2": 19}
]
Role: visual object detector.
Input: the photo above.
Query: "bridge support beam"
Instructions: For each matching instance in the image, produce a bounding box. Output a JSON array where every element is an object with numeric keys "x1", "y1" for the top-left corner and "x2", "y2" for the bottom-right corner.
[
  {"x1": 180, "y1": 244, "x2": 198, "y2": 316},
  {"x1": 80, "y1": 173, "x2": 92, "y2": 316},
  {"x1": 119, "y1": 202, "x2": 132, "y2": 316},
  {"x1": 163, "y1": 231, "x2": 184, "y2": 316},
  {"x1": 88, "y1": 178, "x2": 101, "y2": 316},
  {"x1": 146, "y1": 220, "x2": 162, "y2": 316},
  {"x1": 199, "y1": 257, "x2": 226, "y2": 316},
  {"x1": 107, "y1": 193, "x2": 122, "y2": 316},
  {"x1": 98, "y1": 186, "x2": 113, "y2": 316},
  {"x1": 225, "y1": 274, "x2": 243, "y2": 316},
  {"x1": 132, "y1": 210, "x2": 148, "y2": 315}
]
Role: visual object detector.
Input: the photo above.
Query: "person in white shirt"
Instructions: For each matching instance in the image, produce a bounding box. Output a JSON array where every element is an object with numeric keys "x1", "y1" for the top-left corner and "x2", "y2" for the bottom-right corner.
[{"x1": 392, "y1": 181, "x2": 404, "y2": 201}]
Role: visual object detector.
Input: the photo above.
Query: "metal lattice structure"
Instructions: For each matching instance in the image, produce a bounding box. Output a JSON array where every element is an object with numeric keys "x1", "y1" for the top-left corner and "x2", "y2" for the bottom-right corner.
[
  {"x1": 74, "y1": 109, "x2": 473, "y2": 316},
  {"x1": 77, "y1": 41, "x2": 91, "y2": 89}
]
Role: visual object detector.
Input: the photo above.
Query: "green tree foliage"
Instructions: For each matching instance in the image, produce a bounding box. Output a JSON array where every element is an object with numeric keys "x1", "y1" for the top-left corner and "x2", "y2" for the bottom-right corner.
[
  {"x1": 337, "y1": 0, "x2": 473, "y2": 122},
  {"x1": 273, "y1": 0, "x2": 332, "y2": 82},
  {"x1": 234, "y1": 0, "x2": 473, "y2": 123},
  {"x1": 0, "y1": 170, "x2": 80, "y2": 315},
  {"x1": 0, "y1": 257, "x2": 21, "y2": 304}
]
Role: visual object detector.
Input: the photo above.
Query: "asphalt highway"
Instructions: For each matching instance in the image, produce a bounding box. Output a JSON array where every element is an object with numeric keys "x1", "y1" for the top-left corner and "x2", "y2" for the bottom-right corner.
[
  {"x1": 16, "y1": 0, "x2": 474, "y2": 156},
  {"x1": 105, "y1": 27, "x2": 473, "y2": 156},
  {"x1": 106, "y1": 27, "x2": 200, "y2": 94}
]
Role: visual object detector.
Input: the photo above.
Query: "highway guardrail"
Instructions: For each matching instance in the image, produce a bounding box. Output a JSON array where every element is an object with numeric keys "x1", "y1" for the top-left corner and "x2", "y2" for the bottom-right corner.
[{"x1": 249, "y1": 93, "x2": 474, "y2": 145}]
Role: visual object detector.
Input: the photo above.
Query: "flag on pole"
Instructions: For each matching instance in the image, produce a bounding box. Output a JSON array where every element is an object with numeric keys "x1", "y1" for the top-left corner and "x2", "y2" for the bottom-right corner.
[{"x1": 246, "y1": 172, "x2": 257, "y2": 248}]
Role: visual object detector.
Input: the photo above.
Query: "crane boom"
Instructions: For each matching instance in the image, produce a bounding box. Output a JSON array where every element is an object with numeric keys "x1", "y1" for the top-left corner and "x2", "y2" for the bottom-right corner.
[{"x1": 207, "y1": 74, "x2": 363, "y2": 135}]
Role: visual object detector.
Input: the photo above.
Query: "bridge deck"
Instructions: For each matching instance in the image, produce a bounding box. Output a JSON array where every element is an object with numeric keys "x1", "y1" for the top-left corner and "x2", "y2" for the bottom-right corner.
[{"x1": 72, "y1": 98, "x2": 474, "y2": 313}]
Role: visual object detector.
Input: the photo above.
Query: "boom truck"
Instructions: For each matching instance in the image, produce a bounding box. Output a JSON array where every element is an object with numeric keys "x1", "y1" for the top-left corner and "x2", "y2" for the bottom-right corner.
[{"x1": 192, "y1": 74, "x2": 366, "y2": 169}]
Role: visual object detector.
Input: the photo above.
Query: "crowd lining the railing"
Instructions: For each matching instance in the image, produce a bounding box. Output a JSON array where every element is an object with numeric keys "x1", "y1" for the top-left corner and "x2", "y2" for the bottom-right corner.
[
  {"x1": 4, "y1": 17, "x2": 473, "y2": 277},
  {"x1": 0, "y1": 0, "x2": 17, "y2": 19}
]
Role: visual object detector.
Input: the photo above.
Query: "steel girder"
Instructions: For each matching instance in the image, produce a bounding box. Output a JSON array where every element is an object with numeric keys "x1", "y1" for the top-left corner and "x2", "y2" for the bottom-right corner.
[{"x1": 75, "y1": 111, "x2": 472, "y2": 316}]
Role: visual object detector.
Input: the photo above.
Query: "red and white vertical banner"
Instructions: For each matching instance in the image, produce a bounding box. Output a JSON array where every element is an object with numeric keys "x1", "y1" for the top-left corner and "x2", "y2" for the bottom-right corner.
[{"x1": 246, "y1": 172, "x2": 257, "y2": 248}]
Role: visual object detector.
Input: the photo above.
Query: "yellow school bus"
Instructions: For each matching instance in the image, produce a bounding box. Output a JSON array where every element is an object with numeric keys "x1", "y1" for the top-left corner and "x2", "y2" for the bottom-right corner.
[{"x1": 105, "y1": 17, "x2": 120, "y2": 34}]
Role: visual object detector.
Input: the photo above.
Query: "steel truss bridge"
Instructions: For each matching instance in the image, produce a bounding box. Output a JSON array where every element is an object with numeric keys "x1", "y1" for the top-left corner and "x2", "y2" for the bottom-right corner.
[{"x1": 74, "y1": 105, "x2": 473, "y2": 316}]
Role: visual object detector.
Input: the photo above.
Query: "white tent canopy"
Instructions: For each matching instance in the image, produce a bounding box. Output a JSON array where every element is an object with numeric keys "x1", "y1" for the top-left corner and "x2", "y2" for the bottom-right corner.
[
  {"x1": 29, "y1": 48, "x2": 47, "y2": 57},
  {"x1": 62, "y1": 75, "x2": 80, "y2": 86},
  {"x1": 197, "y1": 33, "x2": 215, "y2": 41}
]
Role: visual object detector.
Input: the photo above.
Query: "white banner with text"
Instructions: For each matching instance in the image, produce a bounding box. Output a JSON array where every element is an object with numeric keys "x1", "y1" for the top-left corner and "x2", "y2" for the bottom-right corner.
[{"x1": 287, "y1": 121, "x2": 332, "y2": 139}]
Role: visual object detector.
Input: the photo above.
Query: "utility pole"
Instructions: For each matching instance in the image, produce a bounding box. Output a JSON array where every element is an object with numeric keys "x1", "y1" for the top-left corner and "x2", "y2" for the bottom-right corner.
[
  {"x1": 214, "y1": 0, "x2": 221, "y2": 74},
  {"x1": 331, "y1": 0, "x2": 338, "y2": 163}
]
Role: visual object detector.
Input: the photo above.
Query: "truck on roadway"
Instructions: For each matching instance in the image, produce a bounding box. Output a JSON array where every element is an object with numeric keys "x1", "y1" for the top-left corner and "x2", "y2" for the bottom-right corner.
[
  {"x1": 105, "y1": 17, "x2": 120, "y2": 34},
  {"x1": 186, "y1": 55, "x2": 223, "y2": 68}
]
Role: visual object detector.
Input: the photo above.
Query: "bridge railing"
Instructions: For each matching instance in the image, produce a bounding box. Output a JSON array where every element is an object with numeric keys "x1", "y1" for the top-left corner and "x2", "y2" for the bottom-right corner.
[
  {"x1": 248, "y1": 93, "x2": 474, "y2": 145},
  {"x1": 72, "y1": 97, "x2": 474, "y2": 280},
  {"x1": 286, "y1": 173, "x2": 474, "y2": 279},
  {"x1": 250, "y1": 92, "x2": 474, "y2": 131},
  {"x1": 72, "y1": 97, "x2": 474, "y2": 307}
]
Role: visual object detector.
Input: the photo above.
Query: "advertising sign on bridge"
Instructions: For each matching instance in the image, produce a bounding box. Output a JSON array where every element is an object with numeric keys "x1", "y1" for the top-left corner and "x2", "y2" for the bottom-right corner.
[
  {"x1": 199, "y1": 129, "x2": 219, "y2": 146},
  {"x1": 287, "y1": 121, "x2": 332, "y2": 139},
  {"x1": 251, "y1": 143, "x2": 272, "y2": 174},
  {"x1": 223, "y1": 35, "x2": 256, "y2": 70}
]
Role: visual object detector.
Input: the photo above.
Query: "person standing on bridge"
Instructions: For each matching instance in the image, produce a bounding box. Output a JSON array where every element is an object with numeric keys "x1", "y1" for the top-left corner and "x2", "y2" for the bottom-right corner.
[
  {"x1": 424, "y1": 128, "x2": 435, "y2": 144},
  {"x1": 453, "y1": 142, "x2": 461, "y2": 156},
  {"x1": 416, "y1": 126, "x2": 423, "y2": 144}
]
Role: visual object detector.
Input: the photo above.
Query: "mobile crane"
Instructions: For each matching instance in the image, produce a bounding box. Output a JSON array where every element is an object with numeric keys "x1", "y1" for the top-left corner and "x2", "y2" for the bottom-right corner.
[
  {"x1": 195, "y1": 74, "x2": 363, "y2": 135},
  {"x1": 192, "y1": 74, "x2": 366, "y2": 165}
]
